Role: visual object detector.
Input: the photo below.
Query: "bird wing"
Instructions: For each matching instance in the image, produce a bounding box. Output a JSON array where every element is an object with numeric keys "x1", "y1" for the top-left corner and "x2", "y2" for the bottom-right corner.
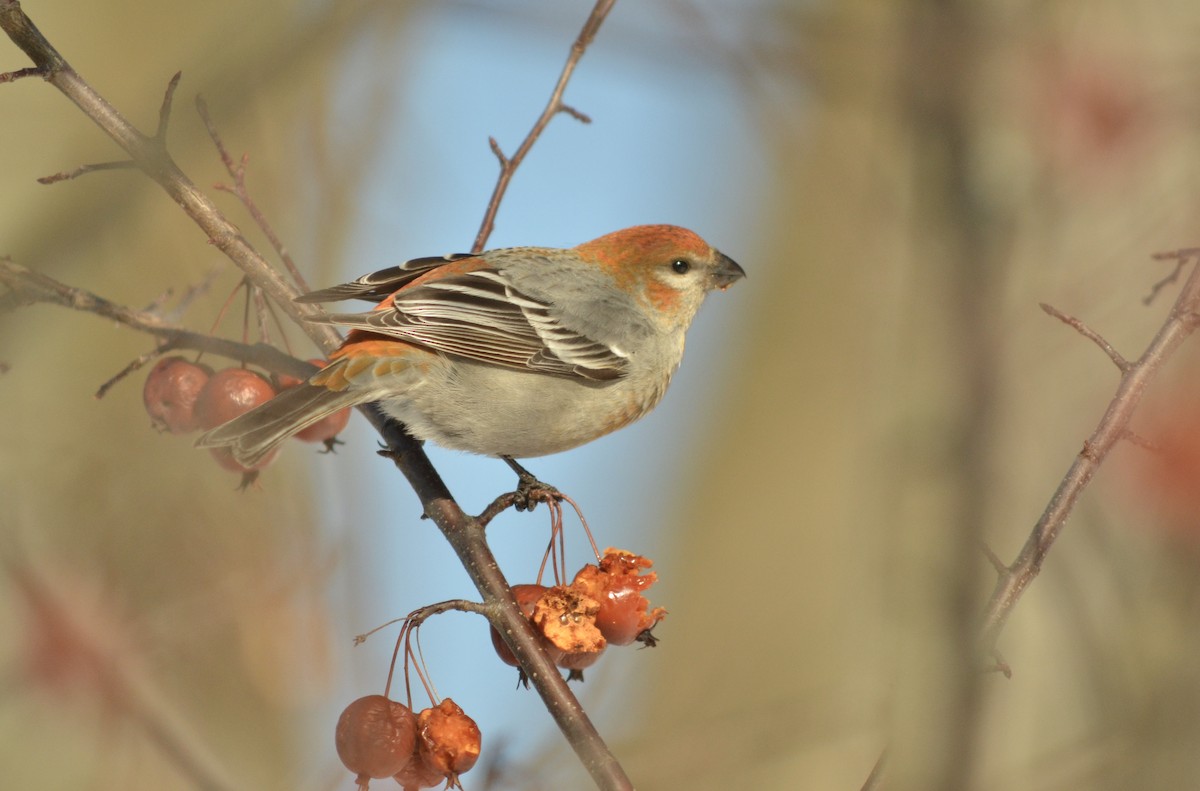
[
  {"x1": 309, "y1": 269, "x2": 630, "y2": 381},
  {"x1": 294, "y1": 254, "x2": 476, "y2": 303}
]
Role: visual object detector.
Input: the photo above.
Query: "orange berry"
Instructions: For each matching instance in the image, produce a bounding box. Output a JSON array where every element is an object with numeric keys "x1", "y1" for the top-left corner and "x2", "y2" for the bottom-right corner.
[
  {"x1": 194, "y1": 367, "x2": 276, "y2": 430},
  {"x1": 334, "y1": 695, "x2": 417, "y2": 782},
  {"x1": 142, "y1": 356, "x2": 212, "y2": 434},
  {"x1": 415, "y1": 698, "x2": 481, "y2": 784},
  {"x1": 489, "y1": 584, "x2": 565, "y2": 668},
  {"x1": 573, "y1": 549, "x2": 666, "y2": 646}
]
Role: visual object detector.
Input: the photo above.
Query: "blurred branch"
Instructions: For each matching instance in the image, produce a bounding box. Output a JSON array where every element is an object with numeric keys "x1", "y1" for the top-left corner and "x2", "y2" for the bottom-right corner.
[
  {"x1": 0, "y1": 0, "x2": 337, "y2": 352},
  {"x1": 471, "y1": 0, "x2": 614, "y2": 253},
  {"x1": 4, "y1": 556, "x2": 243, "y2": 791},
  {"x1": 979, "y1": 252, "x2": 1200, "y2": 655},
  {"x1": 0, "y1": 1, "x2": 633, "y2": 789},
  {"x1": 0, "y1": 257, "x2": 317, "y2": 384}
]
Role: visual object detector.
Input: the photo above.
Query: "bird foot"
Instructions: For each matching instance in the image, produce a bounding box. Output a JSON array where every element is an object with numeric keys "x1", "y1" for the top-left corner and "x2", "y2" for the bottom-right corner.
[{"x1": 503, "y1": 457, "x2": 560, "y2": 512}]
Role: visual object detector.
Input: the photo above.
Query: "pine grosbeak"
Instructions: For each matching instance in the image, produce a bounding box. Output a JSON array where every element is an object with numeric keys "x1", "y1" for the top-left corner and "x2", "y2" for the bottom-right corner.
[{"x1": 196, "y1": 225, "x2": 744, "y2": 465}]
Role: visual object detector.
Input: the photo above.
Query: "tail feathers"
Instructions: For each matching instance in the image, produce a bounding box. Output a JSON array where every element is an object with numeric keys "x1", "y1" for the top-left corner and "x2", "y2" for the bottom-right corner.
[{"x1": 195, "y1": 383, "x2": 375, "y2": 467}]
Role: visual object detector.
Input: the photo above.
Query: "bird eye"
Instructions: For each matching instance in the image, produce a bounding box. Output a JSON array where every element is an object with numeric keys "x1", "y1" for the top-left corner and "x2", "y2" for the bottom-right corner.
[{"x1": 670, "y1": 259, "x2": 691, "y2": 275}]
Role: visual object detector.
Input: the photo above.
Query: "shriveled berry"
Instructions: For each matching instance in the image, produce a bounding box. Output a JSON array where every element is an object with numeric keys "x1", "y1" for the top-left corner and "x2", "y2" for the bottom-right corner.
[
  {"x1": 573, "y1": 549, "x2": 667, "y2": 646},
  {"x1": 489, "y1": 584, "x2": 564, "y2": 667},
  {"x1": 557, "y1": 644, "x2": 606, "y2": 682},
  {"x1": 142, "y1": 356, "x2": 212, "y2": 434},
  {"x1": 392, "y1": 742, "x2": 446, "y2": 791},
  {"x1": 415, "y1": 698, "x2": 480, "y2": 783},
  {"x1": 532, "y1": 584, "x2": 604, "y2": 654},
  {"x1": 334, "y1": 694, "x2": 417, "y2": 782}
]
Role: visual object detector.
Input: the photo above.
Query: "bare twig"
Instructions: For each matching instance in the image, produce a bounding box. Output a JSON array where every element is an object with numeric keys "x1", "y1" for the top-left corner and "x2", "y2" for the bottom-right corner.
[
  {"x1": 1146, "y1": 248, "x2": 1200, "y2": 305},
  {"x1": 37, "y1": 159, "x2": 136, "y2": 183},
  {"x1": 196, "y1": 96, "x2": 311, "y2": 293},
  {"x1": 0, "y1": 64, "x2": 42, "y2": 82},
  {"x1": 0, "y1": 258, "x2": 317, "y2": 385},
  {"x1": 0, "y1": 0, "x2": 336, "y2": 349},
  {"x1": 1040, "y1": 303, "x2": 1131, "y2": 371},
  {"x1": 979, "y1": 260, "x2": 1200, "y2": 658},
  {"x1": 471, "y1": 0, "x2": 616, "y2": 253}
]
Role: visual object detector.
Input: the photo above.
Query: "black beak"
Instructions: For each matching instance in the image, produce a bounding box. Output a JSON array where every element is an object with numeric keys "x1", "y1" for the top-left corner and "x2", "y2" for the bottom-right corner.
[{"x1": 709, "y1": 251, "x2": 746, "y2": 290}]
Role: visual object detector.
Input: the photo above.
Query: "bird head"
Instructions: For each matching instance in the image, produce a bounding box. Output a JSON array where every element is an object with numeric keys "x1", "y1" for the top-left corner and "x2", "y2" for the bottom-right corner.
[{"x1": 574, "y1": 225, "x2": 745, "y2": 331}]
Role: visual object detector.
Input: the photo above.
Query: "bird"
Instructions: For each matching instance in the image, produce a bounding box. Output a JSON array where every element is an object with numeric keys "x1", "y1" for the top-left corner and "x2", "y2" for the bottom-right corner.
[{"x1": 195, "y1": 225, "x2": 745, "y2": 467}]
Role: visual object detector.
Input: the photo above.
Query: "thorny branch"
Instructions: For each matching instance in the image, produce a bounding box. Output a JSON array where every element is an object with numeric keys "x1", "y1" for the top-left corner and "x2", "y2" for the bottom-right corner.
[{"x1": 0, "y1": 1, "x2": 631, "y2": 789}]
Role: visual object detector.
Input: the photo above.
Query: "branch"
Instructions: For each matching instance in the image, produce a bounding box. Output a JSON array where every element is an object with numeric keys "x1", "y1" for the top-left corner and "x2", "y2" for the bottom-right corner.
[
  {"x1": 979, "y1": 255, "x2": 1200, "y2": 657},
  {"x1": 0, "y1": 0, "x2": 337, "y2": 353},
  {"x1": 471, "y1": 0, "x2": 616, "y2": 253},
  {"x1": 0, "y1": 258, "x2": 316, "y2": 383}
]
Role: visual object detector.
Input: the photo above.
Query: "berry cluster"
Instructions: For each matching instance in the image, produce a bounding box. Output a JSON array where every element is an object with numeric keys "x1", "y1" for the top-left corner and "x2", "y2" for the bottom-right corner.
[
  {"x1": 142, "y1": 356, "x2": 349, "y2": 486},
  {"x1": 491, "y1": 549, "x2": 666, "y2": 682},
  {"x1": 335, "y1": 695, "x2": 480, "y2": 791}
]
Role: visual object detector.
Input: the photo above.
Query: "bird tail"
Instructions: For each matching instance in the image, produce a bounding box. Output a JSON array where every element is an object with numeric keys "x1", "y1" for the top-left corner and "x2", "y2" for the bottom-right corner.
[{"x1": 195, "y1": 382, "x2": 373, "y2": 467}]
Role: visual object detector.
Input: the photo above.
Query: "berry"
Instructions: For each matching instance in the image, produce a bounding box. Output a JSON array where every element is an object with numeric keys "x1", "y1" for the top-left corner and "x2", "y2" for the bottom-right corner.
[
  {"x1": 194, "y1": 368, "x2": 279, "y2": 477},
  {"x1": 142, "y1": 356, "x2": 212, "y2": 434},
  {"x1": 573, "y1": 549, "x2": 667, "y2": 646},
  {"x1": 334, "y1": 695, "x2": 417, "y2": 784},
  {"x1": 416, "y1": 698, "x2": 480, "y2": 784},
  {"x1": 489, "y1": 584, "x2": 565, "y2": 667}
]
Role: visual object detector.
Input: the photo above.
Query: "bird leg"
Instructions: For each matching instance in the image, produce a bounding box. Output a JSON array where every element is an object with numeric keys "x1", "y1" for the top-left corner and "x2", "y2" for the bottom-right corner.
[{"x1": 502, "y1": 456, "x2": 560, "y2": 512}]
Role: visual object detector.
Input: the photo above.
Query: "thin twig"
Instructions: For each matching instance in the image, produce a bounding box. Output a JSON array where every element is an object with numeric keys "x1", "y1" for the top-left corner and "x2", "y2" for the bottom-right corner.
[
  {"x1": 0, "y1": 64, "x2": 42, "y2": 82},
  {"x1": 471, "y1": 0, "x2": 616, "y2": 253},
  {"x1": 0, "y1": 258, "x2": 317, "y2": 385},
  {"x1": 196, "y1": 96, "x2": 311, "y2": 293},
  {"x1": 1040, "y1": 302, "x2": 1130, "y2": 371},
  {"x1": 1143, "y1": 257, "x2": 1188, "y2": 305},
  {"x1": 979, "y1": 261, "x2": 1200, "y2": 658},
  {"x1": 36, "y1": 159, "x2": 137, "y2": 184},
  {"x1": 0, "y1": 0, "x2": 336, "y2": 350}
]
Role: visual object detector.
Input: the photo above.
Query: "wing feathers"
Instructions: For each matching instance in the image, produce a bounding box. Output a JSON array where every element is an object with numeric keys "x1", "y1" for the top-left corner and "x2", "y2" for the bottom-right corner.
[
  {"x1": 294, "y1": 254, "x2": 475, "y2": 303},
  {"x1": 308, "y1": 269, "x2": 629, "y2": 381}
]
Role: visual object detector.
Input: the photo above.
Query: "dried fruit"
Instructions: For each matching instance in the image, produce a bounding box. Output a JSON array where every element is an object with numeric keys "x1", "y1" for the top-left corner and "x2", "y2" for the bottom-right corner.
[
  {"x1": 557, "y1": 643, "x2": 606, "y2": 682},
  {"x1": 392, "y1": 743, "x2": 445, "y2": 791},
  {"x1": 334, "y1": 694, "x2": 417, "y2": 785},
  {"x1": 416, "y1": 698, "x2": 481, "y2": 785},
  {"x1": 573, "y1": 548, "x2": 667, "y2": 646},
  {"x1": 532, "y1": 584, "x2": 605, "y2": 655},
  {"x1": 142, "y1": 356, "x2": 212, "y2": 434},
  {"x1": 489, "y1": 584, "x2": 564, "y2": 667}
]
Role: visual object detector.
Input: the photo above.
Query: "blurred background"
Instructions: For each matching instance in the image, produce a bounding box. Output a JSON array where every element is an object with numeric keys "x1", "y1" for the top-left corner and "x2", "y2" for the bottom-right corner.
[{"x1": 3, "y1": 1, "x2": 1200, "y2": 789}]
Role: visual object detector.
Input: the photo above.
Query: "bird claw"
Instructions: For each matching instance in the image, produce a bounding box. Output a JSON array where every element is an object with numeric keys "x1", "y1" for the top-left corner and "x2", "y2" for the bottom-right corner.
[{"x1": 503, "y1": 457, "x2": 560, "y2": 512}]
